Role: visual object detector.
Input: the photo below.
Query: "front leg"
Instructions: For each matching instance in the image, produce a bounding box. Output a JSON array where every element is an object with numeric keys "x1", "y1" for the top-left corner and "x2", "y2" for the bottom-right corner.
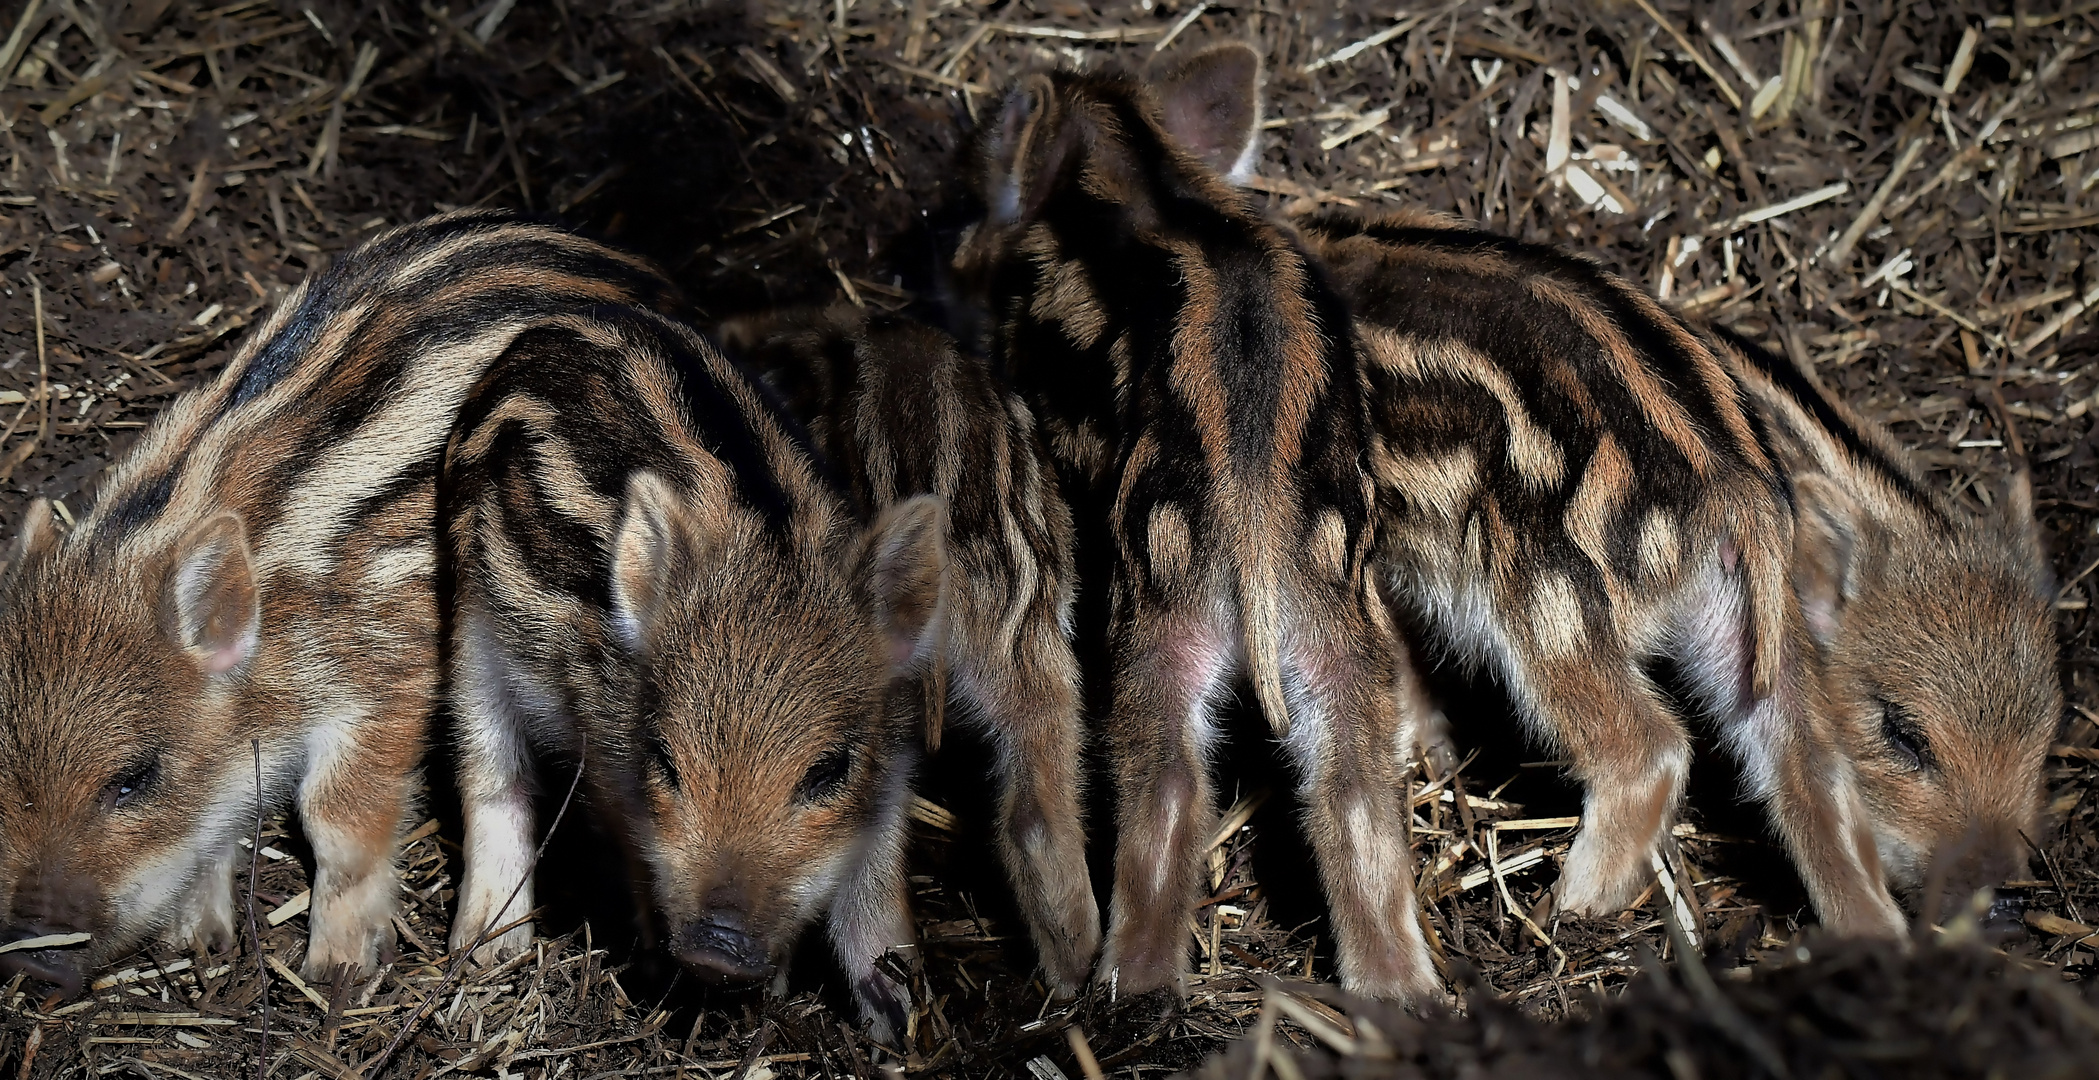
[
  {"x1": 299, "y1": 705, "x2": 424, "y2": 978},
  {"x1": 163, "y1": 844, "x2": 240, "y2": 957},
  {"x1": 449, "y1": 613, "x2": 540, "y2": 964},
  {"x1": 1098, "y1": 599, "x2": 1231, "y2": 998},
  {"x1": 956, "y1": 636, "x2": 1099, "y2": 996},
  {"x1": 828, "y1": 756, "x2": 919, "y2": 1047},
  {"x1": 1725, "y1": 657, "x2": 1906, "y2": 937}
]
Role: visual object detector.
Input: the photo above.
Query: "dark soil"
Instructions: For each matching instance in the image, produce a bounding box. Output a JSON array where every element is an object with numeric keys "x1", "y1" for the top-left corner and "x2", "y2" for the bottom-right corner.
[{"x1": 0, "y1": 1, "x2": 2096, "y2": 1078}]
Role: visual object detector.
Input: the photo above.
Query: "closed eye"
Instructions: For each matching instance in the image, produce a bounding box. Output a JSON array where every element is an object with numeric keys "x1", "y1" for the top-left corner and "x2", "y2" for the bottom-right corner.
[
  {"x1": 795, "y1": 746, "x2": 854, "y2": 803},
  {"x1": 646, "y1": 732, "x2": 679, "y2": 789},
  {"x1": 1877, "y1": 697, "x2": 1934, "y2": 772}
]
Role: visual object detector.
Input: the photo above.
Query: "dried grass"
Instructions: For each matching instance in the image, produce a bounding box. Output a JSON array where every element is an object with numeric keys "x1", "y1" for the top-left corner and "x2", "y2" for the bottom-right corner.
[{"x1": 0, "y1": 0, "x2": 2096, "y2": 1077}]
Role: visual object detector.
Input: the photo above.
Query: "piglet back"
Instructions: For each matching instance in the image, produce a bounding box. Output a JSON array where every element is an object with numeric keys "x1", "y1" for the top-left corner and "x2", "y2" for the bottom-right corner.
[{"x1": 79, "y1": 211, "x2": 678, "y2": 577}]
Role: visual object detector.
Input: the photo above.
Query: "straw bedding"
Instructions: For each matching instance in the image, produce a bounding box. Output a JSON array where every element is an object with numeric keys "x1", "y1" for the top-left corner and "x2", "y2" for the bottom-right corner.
[{"x1": 0, "y1": 1, "x2": 2096, "y2": 1076}]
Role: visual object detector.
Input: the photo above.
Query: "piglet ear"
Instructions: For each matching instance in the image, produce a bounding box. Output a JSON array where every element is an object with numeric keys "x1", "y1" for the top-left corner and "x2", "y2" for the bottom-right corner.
[
  {"x1": 1790, "y1": 473, "x2": 1867, "y2": 650},
  {"x1": 857, "y1": 495, "x2": 948, "y2": 675},
  {"x1": 164, "y1": 513, "x2": 260, "y2": 674},
  {"x1": 610, "y1": 470, "x2": 683, "y2": 650},
  {"x1": 1998, "y1": 469, "x2": 2053, "y2": 592},
  {"x1": 6, "y1": 498, "x2": 60, "y2": 579},
  {"x1": 1153, "y1": 42, "x2": 1263, "y2": 183},
  {"x1": 979, "y1": 74, "x2": 1061, "y2": 225}
]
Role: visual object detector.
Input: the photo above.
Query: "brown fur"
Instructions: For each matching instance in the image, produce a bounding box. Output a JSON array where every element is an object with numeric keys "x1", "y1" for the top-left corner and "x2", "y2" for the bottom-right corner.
[
  {"x1": 442, "y1": 306, "x2": 946, "y2": 1042},
  {"x1": 954, "y1": 45, "x2": 1439, "y2": 1002},
  {"x1": 1733, "y1": 345, "x2": 2059, "y2": 919},
  {"x1": 1293, "y1": 203, "x2": 2057, "y2": 934},
  {"x1": 0, "y1": 211, "x2": 675, "y2": 994},
  {"x1": 723, "y1": 307, "x2": 1100, "y2": 994}
]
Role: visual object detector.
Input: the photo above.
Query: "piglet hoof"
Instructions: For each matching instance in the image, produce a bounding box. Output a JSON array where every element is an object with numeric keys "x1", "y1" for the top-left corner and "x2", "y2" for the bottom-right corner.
[
  {"x1": 1554, "y1": 837, "x2": 1649, "y2": 917},
  {"x1": 856, "y1": 971, "x2": 912, "y2": 1049},
  {"x1": 166, "y1": 866, "x2": 239, "y2": 957},
  {"x1": 1341, "y1": 971, "x2": 1452, "y2": 1015},
  {"x1": 1338, "y1": 953, "x2": 1445, "y2": 1008},
  {"x1": 1032, "y1": 935, "x2": 1099, "y2": 1002},
  {"x1": 302, "y1": 923, "x2": 385, "y2": 981},
  {"x1": 1096, "y1": 939, "x2": 1183, "y2": 1001},
  {"x1": 457, "y1": 921, "x2": 534, "y2": 969},
  {"x1": 166, "y1": 897, "x2": 238, "y2": 958},
  {"x1": 1039, "y1": 942, "x2": 1096, "y2": 1001},
  {"x1": 1042, "y1": 969, "x2": 1085, "y2": 1002}
]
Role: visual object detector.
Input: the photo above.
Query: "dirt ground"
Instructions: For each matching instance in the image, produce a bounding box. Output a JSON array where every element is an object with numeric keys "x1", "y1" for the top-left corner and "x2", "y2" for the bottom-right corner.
[{"x1": 1, "y1": 0, "x2": 2097, "y2": 1077}]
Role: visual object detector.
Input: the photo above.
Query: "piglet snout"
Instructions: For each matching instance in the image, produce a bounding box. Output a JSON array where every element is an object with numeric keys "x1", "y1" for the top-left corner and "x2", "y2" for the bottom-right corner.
[
  {"x1": 673, "y1": 910, "x2": 773, "y2": 984},
  {"x1": 0, "y1": 924, "x2": 87, "y2": 996},
  {"x1": 1981, "y1": 891, "x2": 2027, "y2": 931},
  {"x1": 1927, "y1": 834, "x2": 2029, "y2": 943}
]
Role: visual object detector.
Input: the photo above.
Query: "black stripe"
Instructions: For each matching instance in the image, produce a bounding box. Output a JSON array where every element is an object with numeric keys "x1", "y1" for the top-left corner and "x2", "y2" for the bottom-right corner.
[
  {"x1": 99, "y1": 472, "x2": 173, "y2": 536},
  {"x1": 227, "y1": 293, "x2": 333, "y2": 410},
  {"x1": 652, "y1": 318, "x2": 803, "y2": 541},
  {"x1": 1708, "y1": 325, "x2": 1952, "y2": 531}
]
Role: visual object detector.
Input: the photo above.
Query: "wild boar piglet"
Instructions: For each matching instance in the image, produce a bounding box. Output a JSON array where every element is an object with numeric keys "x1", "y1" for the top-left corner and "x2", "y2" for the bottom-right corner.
[
  {"x1": 443, "y1": 305, "x2": 946, "y2": 1042},
  {"x1": 725, "y1": 307, "x2": 1099, "y2": 994},
  {"x1": 953, "y1": 44, "x2": 1438, "y2": 1002},
  {"x1": 1297, "y1": 204, "x2": 2060, "y2": 934},
  {"x1": 0, "y1": 211, "x2": 674, "y2": 995}
]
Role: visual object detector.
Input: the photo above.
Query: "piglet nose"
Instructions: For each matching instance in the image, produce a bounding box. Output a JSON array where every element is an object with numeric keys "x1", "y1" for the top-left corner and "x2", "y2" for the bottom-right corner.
[
  {"x1": 673, "y1": 909, "x2": 773, "y2": 985},
  {"x1": 1981, "y1": 892, "x2": 2027, "y2": 934}
]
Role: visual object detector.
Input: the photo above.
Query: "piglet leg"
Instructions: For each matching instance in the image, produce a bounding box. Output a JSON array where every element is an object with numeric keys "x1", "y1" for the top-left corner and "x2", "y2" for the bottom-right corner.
[
  {"x1": 300, "y1": 706, "x2": 423, "y2": 978},
  {"x1": 449, "y1": 614, "x2": 539, "y2": 964},
  {"x1": 1098, "y1": 603, "x2": 1231, "y2": 998},
  {"x1": 165, "y1": 843, "x2": 241, "y2": 956},
  {"x1": 1279, "y1": 596, "x2": 1441, "y2": 1002},
  {"x1": 828, "y1": 757, "x2": 919, "y2": 1047},
  {"x1": 959, "y1": 639, "x2": 1100, "y2": 995},
  {"x1": 1522, "y1": 654, "x2": 1691, "y2": 917},
  {"x1": 1722, "y1": 648, "x2": 1906, "y2": 937}
]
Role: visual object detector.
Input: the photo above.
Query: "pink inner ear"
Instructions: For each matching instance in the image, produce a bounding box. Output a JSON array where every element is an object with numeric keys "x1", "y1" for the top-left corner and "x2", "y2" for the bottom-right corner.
[{"x1": 202, "y1": 632, "x2": 255, "y2": 674}]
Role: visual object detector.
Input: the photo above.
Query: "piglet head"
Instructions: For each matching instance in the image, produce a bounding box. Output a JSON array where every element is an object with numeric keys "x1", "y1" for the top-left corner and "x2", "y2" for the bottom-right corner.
[
  {"x1": 958, "y1": 40, "x2": 1262, "y2": 244},
  {"x1": 602, "y1": 470, "x2": 945, "y2": 984},
  {"x1": 1791, "y1": 470, "x2": 2060, "y2": 930},
  {"x1": 0, "y1": 502, "x2": 262, "y2": 993}
]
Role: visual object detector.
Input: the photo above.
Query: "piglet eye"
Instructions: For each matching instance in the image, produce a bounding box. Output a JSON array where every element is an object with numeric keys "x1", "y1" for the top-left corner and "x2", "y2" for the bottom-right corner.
[
  {"x1": 1877, "y1": 698, "x2": 1933, "y2": 771},
  {"x1": 795, "y1": 746, "x2": 854, "y2": 803},
  {"x1": 101, "y1": 755, "x2": 160, "y2": 810},
  {"x1": 646, "y1": 734, "x2": 680, "y2": 789}
]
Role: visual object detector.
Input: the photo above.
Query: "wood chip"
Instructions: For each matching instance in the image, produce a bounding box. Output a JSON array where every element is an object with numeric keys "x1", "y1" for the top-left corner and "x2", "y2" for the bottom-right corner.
[
  {"x1": 0, "y1": 931, "x2": 89, "y2": 954},
  {"x1": 89, "y1": 1014, "x2": 240, "y2": 1027},
  {"x1": 265, "y1": 889, "x2": 311, "y2": 926},
  {"x1": 1711, "y1": 181, "x2": 1848, "y2": 234}
]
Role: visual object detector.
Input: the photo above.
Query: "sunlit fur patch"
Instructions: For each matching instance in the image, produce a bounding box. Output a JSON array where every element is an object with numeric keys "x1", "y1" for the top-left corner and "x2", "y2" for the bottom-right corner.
[
  {"x1": 1527, "y1": 573, "x2": 1585, "y2": 658},
  {"x1": 1148, "y1": 502, "x2": 1195, "y2": 587},
  {"x1": 1637, "y1": 507, "x2": 1681, "y2": 581},
  {"x1": 1370, "y1": 443, "x2": 1477, "y2": 523}
]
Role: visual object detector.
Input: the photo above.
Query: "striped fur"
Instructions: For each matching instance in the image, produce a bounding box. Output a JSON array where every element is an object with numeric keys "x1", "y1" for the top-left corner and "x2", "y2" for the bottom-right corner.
[
  {"x1": 955, "y1": 45, "x2": 1439, "y2": 1001},
  {"x1": 724, "y1": 307, "x2": 1100, "y2": 993},
  {"x1": 1299, "y1": 204, "x2": 2057, "y2": 931},
  {"x1": 0, "y1": 211, "x2": 675, "y2": 994},
  {"x1": 441, "y1": 305, "x2": 945, "y2": 1042}
]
